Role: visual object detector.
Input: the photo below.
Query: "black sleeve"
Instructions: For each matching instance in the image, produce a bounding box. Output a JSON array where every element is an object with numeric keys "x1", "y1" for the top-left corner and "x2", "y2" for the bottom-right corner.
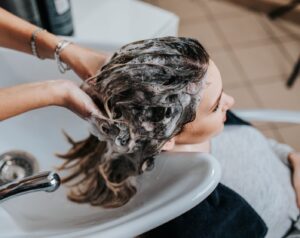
[
  {"x1": 139, "y1": 183, "x2": 267, "y2": 238},
  {"x1": 225, "y1": 110, "x2": 252, "y2": 126}
]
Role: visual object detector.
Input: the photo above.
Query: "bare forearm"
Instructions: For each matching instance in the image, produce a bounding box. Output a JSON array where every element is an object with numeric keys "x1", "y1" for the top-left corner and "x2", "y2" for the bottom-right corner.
[
  {"x1": 0, "y1": 7, "x2": 59, "y2": 59},
  {"x1": 0, "y1": 8, "x2": 109, "y2": 79},
  {"x1": 0, "y1": 80, "x2": 101, "y2": 121},
  {"x1": 0, "y1": 80, "x2": 64, "y2": 120}
]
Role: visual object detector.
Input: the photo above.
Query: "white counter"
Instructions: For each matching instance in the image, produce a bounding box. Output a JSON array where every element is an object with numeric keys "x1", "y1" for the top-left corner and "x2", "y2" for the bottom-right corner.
[{"x1": 70, "y1": 0, "x2": 179, "y2": 51}]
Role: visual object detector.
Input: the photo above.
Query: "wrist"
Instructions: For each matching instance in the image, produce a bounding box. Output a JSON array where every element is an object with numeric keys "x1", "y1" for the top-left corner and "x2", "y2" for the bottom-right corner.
[
  {"x1": 50, "y1": 79, "x2": 97, "y2": 119},
  {"x1": 47, "y1": 79, "x2": 71, "y2": 107},
  {"x1": 59, "y1": 42, "x2": 76, "y2": 65},
  {"x1": 35, "y1": 30, "x2": 60, "y2": 59}
]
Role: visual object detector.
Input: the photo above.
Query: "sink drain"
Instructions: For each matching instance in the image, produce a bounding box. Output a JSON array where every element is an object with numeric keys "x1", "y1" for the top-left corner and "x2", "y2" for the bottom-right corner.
[{"x1": 0, "y1": 150, "x2": 39, "y2": 185}]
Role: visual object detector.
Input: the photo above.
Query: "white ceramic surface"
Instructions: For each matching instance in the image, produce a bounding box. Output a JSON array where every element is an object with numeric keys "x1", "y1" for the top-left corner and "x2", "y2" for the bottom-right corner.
[
  {"x1": 0, "y1": 150, "x2": 220, "y2": 238},
  {"x1": 70, "y1": 0, "x2": 179, "y2": 51}
]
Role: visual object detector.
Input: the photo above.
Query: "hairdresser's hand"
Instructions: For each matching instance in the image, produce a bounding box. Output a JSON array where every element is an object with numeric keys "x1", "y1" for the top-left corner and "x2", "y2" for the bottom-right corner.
[
  {"x1": 60, "y1": 44, "x2": 110, "y2": 80},
  {"x1": 289, "y1": 152, "x2": 300, "y2": 208},
  {"x1": 0, "y1": 79, "x2": 100, "y2": 121},
  {"x1": 57, "y1": 80, "x2": 101, "y2": 119},
  {"x1": 0, "y1": 8, "x2": 109, "y2": 80}
]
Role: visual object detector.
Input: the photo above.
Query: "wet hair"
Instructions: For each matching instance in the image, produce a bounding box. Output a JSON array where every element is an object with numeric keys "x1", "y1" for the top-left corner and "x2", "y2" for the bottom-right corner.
[{"x1": 57, "y1": 36, "x2": 210, "y2": 208}]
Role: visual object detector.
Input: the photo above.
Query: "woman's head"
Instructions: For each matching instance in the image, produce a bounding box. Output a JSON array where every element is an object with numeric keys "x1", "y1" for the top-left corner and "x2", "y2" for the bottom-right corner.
[
  {"x1": 167, "y1": 59, "x2": 235, "y2": 147},
  {"x1": 58, "y1": 36, "x2": 232, "y2": 208},
  {"x1": 85, "y1": 37, "x2": 210, "y2": 151}
]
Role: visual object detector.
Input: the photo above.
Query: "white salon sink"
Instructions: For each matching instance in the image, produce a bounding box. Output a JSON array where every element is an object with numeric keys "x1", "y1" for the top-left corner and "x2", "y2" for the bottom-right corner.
[
  {"x1": 0, "y1": 41, "x2": 221, "y2": 237},
  {"x1": 70, "y1": 0, "x2": 179, "y2": 51}
]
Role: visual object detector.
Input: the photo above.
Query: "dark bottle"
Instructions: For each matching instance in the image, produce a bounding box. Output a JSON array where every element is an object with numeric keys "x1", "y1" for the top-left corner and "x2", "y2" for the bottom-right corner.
[
  {"x1": 0, "y1": 0, "x2": 43, "y2": 27},
  {"x1": 37, "y1": 0, "x2": 74, "y2": 36}
]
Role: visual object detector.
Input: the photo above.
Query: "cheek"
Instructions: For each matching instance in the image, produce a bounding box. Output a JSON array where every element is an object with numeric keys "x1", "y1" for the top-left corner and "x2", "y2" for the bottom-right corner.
[
  {"x1": 195, "y1": 109, "x2": 226, "y2": 138},
  {"x1": 180, "y1": 116, "x2": 223, "y2": 143},
  {"x1": 176, "y1": 111, "x2": 225, "y2": 144},
  {"x1": 200, "y1": 115, "x2": 224, "y2": 138}
]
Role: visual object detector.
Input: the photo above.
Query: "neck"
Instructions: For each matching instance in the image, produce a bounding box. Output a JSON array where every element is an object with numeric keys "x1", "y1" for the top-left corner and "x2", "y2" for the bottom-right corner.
[{"x1": 171, "y1": 140, "x2": 211, "y2": 153}]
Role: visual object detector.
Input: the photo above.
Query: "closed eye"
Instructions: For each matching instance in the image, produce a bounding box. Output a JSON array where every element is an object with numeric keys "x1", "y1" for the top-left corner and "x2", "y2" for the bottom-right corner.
[
  {"x1": 210, "y1": 89, "x2": 223, "y2": 113},
  {"x1": 212, "y1": 102, "x2": 220, "y2": 112}
]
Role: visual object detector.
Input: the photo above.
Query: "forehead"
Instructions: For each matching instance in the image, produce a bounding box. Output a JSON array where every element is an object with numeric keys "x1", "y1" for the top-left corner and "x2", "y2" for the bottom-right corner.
[{"x1": 198, "y1": 60, "x2": 222, "y2": 112}]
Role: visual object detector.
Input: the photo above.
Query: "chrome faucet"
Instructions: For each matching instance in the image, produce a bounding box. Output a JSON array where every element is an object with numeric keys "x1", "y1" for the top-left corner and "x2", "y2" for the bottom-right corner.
[{"x1": 0, "y1": 171, "x2": 60, "y2": 203}]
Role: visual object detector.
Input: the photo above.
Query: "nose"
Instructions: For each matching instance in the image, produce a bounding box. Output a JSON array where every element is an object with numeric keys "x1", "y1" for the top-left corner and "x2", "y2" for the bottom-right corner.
[{"x1": 223, "y1": 93, "x2": 235, "y2": 110}]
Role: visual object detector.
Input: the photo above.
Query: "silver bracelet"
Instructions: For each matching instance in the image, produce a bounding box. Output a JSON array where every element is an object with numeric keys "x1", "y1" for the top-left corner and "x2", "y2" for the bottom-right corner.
[
  {"x1": 54, "y1": 40, "x2": 72, "y2": 73},
  {"x1": 30, "y1": 28, "x2": 46, "y2": 59}
]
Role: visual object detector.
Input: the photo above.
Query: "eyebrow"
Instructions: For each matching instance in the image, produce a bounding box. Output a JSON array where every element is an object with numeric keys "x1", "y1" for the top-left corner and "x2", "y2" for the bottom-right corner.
[{"x1": 209, "y1": 88, "x2": 223, "y2": 112}]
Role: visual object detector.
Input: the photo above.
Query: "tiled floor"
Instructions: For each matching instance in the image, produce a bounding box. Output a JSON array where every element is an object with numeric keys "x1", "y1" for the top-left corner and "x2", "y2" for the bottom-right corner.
[{"x1": 144, "y1": 0, "x2": 300, "y2": 150}]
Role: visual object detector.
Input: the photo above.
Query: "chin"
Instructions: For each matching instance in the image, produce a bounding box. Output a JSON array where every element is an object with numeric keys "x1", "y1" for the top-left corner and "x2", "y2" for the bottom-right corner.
[
  {"x1": 214, "y1": 123, "x2": 225, "y2": 137},
  {"x1": 204, "y1": 125, "x2": 224, "y2": 142}
]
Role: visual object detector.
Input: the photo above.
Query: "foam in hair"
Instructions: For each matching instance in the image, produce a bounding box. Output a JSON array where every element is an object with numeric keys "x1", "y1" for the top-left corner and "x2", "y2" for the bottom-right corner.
[{"x1": 57, "y1": 36, "x2": 210, "y2": 208}]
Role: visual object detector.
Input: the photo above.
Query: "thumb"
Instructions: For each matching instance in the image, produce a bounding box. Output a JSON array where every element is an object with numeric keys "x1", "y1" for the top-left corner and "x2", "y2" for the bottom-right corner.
[
  {"x1": 63, "y1": 84, "x2": 100, "y2": 119},
  {"x1": 75, "y1": 91, "x2": 102, "y2": 119}
]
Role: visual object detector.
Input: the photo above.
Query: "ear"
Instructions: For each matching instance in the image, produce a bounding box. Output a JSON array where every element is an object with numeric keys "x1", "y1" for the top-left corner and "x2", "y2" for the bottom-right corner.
[{"x1": 162, "y1": 137, "x2": 176, "y2": 151}]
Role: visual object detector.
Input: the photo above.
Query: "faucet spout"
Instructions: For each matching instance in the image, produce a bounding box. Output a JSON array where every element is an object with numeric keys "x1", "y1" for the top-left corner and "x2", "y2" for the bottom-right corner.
[{"x1": 0, "y1": 171, "x2": 60, "y2": 203}]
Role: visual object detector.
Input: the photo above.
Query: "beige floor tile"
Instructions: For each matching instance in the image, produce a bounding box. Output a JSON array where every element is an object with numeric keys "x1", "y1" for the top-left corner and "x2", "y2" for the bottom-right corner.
[
  {"x1": 179, "y1": 21, "x2": 225, "y2": 51},
  {"x1": 216, "y1": 15, "x2": 271, "y2": 47},
  {"x1": 281, "y1": 39, "x2": 300, "y2": 63},
  {"x1": 226, "y1": 86, "x2": 259, "y2": 109},
  {"x1": 156, "y1": 0, "x2": 208, "y2": 22},
  {"x1": 252, "y1": 80, "x2": 300, "y2": 110},
  {"x1": 209, "y1": 49, "x2": 245, "y2": 88},
  {"x1": 201, "y1": 0, "x2": 255, "y2": 18},
  {"x1": 233, "y1": 43, "x2": 292, "y2": 82},
  {"x1": 275, "y1": 122, "x2": 300, "y2": 128},
  {"x1": 262, "y1": 18, "x2": 300, "y2": 40},
  {"x1": 277, "y1": 125, "x2": 300, "y2": 151}
]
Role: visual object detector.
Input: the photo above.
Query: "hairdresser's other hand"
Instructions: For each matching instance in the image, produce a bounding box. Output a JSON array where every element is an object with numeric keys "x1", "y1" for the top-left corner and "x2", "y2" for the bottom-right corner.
[
  {"x1": 0, "y1": 8, "x2": 109, "y2": 80},
  {"x1": 57, "y1": 79, "x2": 101, "y2": 119},
  {"x1": 60, "y1": 44, "x2": 110, "y2": 80},
  {"x1": 289, "y1": 152, "x2": 300, "y2": 208},
  {"x1": 0, "y1": 79, "x2": 100, "y2": 121}
]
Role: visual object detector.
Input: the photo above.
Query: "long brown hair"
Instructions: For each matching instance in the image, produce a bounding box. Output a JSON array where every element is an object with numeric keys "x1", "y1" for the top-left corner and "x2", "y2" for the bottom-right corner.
[{"x1": 57, "y1": 37, "x2": 210, "y2": 208}]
